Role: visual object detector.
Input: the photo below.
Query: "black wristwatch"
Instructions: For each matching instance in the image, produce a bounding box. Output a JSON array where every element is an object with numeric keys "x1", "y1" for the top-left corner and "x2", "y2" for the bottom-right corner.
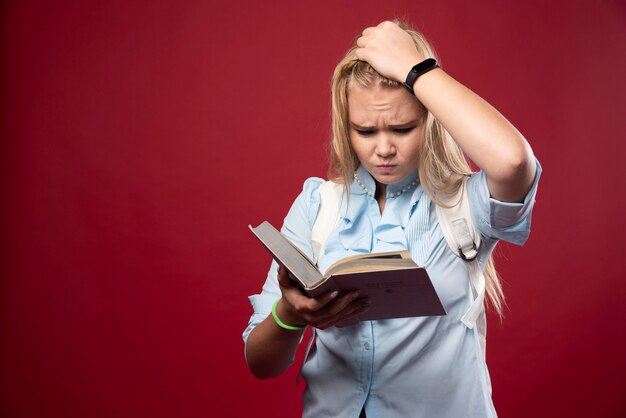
[{"x1": 404, "y1": 58, "x2": 440, "y2": 95}]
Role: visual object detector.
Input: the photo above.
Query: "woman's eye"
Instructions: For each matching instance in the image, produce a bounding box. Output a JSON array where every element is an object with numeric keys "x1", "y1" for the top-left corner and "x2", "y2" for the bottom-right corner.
[
  {"x1": 356, "y1": 129, "x2": 375, "y2": 136},
  {"x1": 394, "y1": 127, "x2": 415, "y2": 134}
]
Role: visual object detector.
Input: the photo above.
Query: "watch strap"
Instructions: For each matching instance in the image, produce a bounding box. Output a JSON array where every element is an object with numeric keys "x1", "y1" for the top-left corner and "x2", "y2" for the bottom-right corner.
[{"x1": 404, "y1": 58, "x2": 440, "y2": 94}]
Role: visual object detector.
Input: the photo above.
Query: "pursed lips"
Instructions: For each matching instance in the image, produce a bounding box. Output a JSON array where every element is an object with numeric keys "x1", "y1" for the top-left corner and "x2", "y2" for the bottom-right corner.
[{"x1": 376, "y1": 164, "x2": 397, "y2": 173}]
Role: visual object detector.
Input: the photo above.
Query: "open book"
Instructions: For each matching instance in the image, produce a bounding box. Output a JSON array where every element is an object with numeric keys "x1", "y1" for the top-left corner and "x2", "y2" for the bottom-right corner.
[{"x1": 249, "y1": 221, "x2": 446, "y2": 320}]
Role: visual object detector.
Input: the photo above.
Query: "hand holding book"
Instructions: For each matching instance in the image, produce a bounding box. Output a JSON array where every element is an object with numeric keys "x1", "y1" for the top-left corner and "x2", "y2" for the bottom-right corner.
[
  {"x1": 275, "y1": 265, "x2": 369, "y2": 330},
  {"x1": 250, "y1": 221, "x2": 446, "y2": 322}
]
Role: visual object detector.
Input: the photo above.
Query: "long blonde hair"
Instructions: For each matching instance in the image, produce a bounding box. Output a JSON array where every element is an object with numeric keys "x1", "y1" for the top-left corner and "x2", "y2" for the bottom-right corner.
[{"x1": 327, "y1": 22, "x2": 505, "y2": 316}]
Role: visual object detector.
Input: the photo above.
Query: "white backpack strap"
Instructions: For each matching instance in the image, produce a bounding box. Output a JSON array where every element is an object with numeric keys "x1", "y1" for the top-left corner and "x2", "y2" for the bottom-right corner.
[
  {"x1": 435, "y1": 178, "x2": 485, "y2": 335},
  {"x1": 435, "y1": 177, "x2": 481, "y2": 261},
  {"x1": 310, "y1": 180, "x2": 344, "y2": 265},
  {"x1": 297, "y1": 180, "x2": 344, "y2": 385}
]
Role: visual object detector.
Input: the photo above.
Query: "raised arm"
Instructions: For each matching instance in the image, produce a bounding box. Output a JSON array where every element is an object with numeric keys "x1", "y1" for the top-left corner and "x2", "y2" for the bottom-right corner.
[{"x1": 355, "y1": 21, "x2": 536, "y2": 202}]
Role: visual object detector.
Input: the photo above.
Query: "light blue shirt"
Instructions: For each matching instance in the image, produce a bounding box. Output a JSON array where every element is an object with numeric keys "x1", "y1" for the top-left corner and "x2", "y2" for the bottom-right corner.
[{"x1": 244, "y1": 162, "x2": 541, "y2": 418}]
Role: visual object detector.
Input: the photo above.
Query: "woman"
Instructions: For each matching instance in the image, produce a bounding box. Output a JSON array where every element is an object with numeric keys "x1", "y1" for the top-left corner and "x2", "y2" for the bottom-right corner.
[{"x1": 243, "y1": 21, "x2": 541, "y2": 417}]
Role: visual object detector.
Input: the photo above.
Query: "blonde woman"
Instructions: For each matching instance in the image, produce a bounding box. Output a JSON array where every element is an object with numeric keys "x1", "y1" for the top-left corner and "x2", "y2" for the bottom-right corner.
[{"x1": 243, "y1": 21, "x2": 540, "y2": 418}]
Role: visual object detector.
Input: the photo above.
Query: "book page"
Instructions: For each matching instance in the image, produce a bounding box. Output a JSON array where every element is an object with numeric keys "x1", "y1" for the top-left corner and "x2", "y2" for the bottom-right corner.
[
  {"x1": 327, "y1": 258, "x2": 419, "y2": 276},
  {"x1": 324, "y1": 250, "x2": 413, "y2": 276}
]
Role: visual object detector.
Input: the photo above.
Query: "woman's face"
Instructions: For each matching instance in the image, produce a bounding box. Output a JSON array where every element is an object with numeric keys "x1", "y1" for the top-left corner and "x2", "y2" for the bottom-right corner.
[{"x1": 348, "y1": 83, "x2": 425, "y2": 186}]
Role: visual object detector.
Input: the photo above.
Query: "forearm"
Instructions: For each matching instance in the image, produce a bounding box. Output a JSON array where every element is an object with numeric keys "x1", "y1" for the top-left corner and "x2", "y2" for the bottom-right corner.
[
  {"x1": 245, "y1": 314, "x2": 305, "y2": 379},
  {"x1": 411, "y1": 68, "x2": 536, "y2": 202},
  {"x1": 244, "y1": 260, "x2": 366, "y2": 378}
]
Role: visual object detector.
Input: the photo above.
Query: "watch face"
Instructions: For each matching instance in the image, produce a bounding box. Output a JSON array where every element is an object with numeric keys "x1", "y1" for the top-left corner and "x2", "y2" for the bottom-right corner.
[
  {"x1": 413, "y1": 58, "x2": 437, "y2": 73},
  {"x1": 406, "y1": 59, "x2": 439, "y2": 93}
]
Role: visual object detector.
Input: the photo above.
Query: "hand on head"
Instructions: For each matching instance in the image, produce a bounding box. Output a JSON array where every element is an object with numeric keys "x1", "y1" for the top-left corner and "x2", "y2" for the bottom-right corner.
[{"x1": 355, "y1": 21, "x2": 424, "y2": 84}]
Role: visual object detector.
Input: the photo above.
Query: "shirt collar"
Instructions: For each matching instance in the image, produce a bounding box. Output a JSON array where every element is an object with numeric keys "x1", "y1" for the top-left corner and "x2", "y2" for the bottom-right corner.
[{"x1": 352, "y1": 165, "x2": 420, "y2": 199}]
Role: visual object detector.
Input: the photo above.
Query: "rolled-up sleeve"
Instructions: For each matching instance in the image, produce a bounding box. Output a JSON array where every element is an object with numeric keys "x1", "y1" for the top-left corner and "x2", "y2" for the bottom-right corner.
[
  {"x1": 242, "y1": 177, "x2": 324, "y2": 344},
  {"x1": 467, "y1": 159, "x2": 542, "y2": 246}
]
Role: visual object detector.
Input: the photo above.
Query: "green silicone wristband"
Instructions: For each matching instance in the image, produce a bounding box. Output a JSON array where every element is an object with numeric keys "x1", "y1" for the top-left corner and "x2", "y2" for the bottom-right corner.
[{"x1": 271, "y1": 300, "x2": 306, "y2": 331}]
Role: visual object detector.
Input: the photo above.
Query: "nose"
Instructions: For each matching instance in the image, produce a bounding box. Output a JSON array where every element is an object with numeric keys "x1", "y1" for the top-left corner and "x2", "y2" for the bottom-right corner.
[{"x1": 375, "y1": 132, "x2": 396, "y2": 158}]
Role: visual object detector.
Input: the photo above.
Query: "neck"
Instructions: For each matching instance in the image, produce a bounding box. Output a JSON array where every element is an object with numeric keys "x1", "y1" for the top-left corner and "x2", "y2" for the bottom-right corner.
[{"x1": 375, "y1": 181, "x2": 387, "y2": 213}]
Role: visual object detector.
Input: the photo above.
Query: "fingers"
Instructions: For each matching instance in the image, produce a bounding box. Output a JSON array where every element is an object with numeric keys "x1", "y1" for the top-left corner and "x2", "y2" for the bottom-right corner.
[
  {"x1": 360, "y1": 21, "x2": 394, "y2": 38},
  {"x1": 276, "y1": 265, "x2": 292, "y2": 288},
  {"x1": 276, "y1": 265, "x2": 344, "y2": 326},
  {"x1": 289, "y1": 289, "x2": 352, "y2": 318},
  {"x1": 276, "y1": 266, "x2": 371, "y2": 330},
  {"x1": 304, "y1": 292, "x2": 370, "y2": 329},
  {"x1": 283, "y1": 287, "x2": 367, "y2": 329},
  {"x1": 358, "y1": 21, "x2": 396, "y2": 43},
  {"x1": 313, "y1": 298, "x2": 371, "y2": 330},
  {"x1": 362, "y1": 26, "x2": 374, "y2": 36},
  {"x1": 319, "y1": 290, "x2": 360, "y2": 317},
  {"x1": 277, "y1": 265, "x2": 339, "y2": 311},
  {"x1": 356, "y1": 21, "x2": 422, "y2": 78},
  {"x1": 356, "y1": 25, "x2": 375, "y2": 49}
]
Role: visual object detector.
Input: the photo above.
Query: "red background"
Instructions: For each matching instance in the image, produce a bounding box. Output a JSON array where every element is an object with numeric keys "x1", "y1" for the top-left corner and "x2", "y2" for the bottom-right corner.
[{"x1": 2, "y1": 1, "x2": 625, "y2": 417}]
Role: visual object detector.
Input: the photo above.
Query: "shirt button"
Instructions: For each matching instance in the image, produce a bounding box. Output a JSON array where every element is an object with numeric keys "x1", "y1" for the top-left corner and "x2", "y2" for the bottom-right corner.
[{"x1": 364, "y1": 342, "x2": 370, "y2": 350}]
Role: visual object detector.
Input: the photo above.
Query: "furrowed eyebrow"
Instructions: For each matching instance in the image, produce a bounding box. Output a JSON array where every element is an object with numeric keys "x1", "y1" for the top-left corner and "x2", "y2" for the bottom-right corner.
[
  {"x1": 349, "y1": 120, "x2": 420, "y2": 130},
  {"x1": 350, "y1": 122, "x2": 375, "y2": 130},
  {"x1": 388, "y1": 120, "x2": 420, "y2": 129}
]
